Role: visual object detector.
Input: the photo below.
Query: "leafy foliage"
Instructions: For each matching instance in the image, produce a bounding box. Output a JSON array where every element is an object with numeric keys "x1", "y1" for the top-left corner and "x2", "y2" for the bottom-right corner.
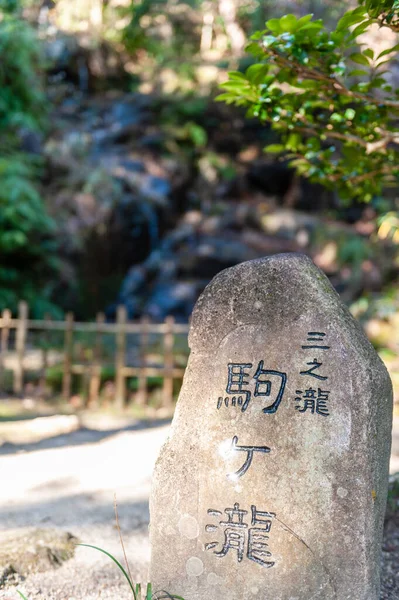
[
  {"x1": 0, "y1": 155, "x2": 59, "y2": 315},
  {"x1": 0, "y1": 10, "x2": 59, "y2": 316},
  {"x1": 0, "y1": 12, "x2": 46, "y2": 141},
  {"x1": 111, "y1": 0, "x2": 201, "y2": 83},
  {"x1": 217, "y1": 0, "x2": 399, "y2": 203}
]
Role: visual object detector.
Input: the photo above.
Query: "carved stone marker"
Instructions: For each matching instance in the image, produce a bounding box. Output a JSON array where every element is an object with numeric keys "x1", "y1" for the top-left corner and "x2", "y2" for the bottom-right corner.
[{"x1": 150, "y1": 253, "x2": 393, "y2": 600}]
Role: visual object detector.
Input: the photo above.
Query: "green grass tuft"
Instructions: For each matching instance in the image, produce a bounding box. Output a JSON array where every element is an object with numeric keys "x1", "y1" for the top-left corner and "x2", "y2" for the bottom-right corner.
[{"x1": 17, "y1": 544, "x2": 185, "y2": 600}]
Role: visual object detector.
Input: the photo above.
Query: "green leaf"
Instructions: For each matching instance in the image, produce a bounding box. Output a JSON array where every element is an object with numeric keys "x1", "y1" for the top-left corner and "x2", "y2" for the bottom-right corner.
[
  {"x1": 350, "y1": 52, "x2": 370, "y2": 66},
  {"x1": 264, "y1": 144, "x2": 285, "y2": 153},
  {"x1": 337, "y1": 10, "x2": 366, "y2": 32},
  {"x1": 348, "y1": 69, "x2": 369, "y2": 76},
  {"x1": 17, "y1": 593, "x2": 29, "y2": 600},
  {"x1": 246, "y1": 63, "x2": 269, "y2": 85},
  {"x1": 296, "y1": 14, "x2": 313, "y2": 29},
  {"x1": 306, "y1": 137, "x2": 321, "y2": 151},
  {"x1": 344, "y1": 108, "x2": 356, "y2": 120},
  {"x1": 245, "y1": 42, "x2": 263, "y2": 57},
  {"x1": 376, "y1": 58, "x2": 393, "y2": 69},
  {"x1": 363, "y1": 48, "x2": 374, "y2": 59},
  {"x1": 298, "y1": 21, "x2": 323, "y2": 32},
  {"x1": 286, "y1": 133, "x2": 301, "y2": 150},
  {"x1": 279, "y1": 14, "x2": 297, "y2": 33},
  {"x1": 353, "y1": 81, "x2": 371, "y2": 92},
  {"x1": 330, "y1": 112, "x2": 344, "y2": 123},
  {"x1": 331, "y1": 62, "x2": 346, "y2": 76},
  {"x1": 370, "y1": 77, "x2": 387, "y2": 88},
  {"x1": 377, "y1": 44, "x2": 399, "y2": 59},
  {"x1": 78, "y1": 544, "x2": 137, "y2": 600},
  {"x1": 352, "y1": 5, "x2": 368, "y2": 16},
  {"x1": 349, "y1": 20, "x2": 372, "y2": 39},
  {"x1": 215, "y1": 92, "x2": 238, "y2": 103},
  {"x1": 299, "y1": 79, "x2": 319, "y2": 89},
  {"x1": 227, "y1": 71, "x2": 247, "y2": 81},
  {"x1": 219, "y1": 81, "x2": 247, "y2": 92},
  {"x1": 266, "y1": 18, "x2": 281, "y2": 34},
  {"x1": 187, "y1": 123, "x2": 207, "y2": 147}
]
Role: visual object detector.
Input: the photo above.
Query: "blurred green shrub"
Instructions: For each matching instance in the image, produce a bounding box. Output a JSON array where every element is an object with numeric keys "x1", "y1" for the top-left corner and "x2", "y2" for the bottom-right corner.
[
  {"x1": 0, "y1": 155, "x2": 59, "y2": 315},
  {"x1": 0, "y1": 7, "x2": 59, "y2": 316},
  {"x1": 113, "y1": 0, "x2": 201, "y2": 79}
]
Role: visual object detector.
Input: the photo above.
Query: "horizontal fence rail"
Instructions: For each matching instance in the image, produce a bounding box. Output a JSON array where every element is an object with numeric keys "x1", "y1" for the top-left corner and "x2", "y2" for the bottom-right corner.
[{"x1": 0, "y1": 301, "x2": 190, "y2": 409}]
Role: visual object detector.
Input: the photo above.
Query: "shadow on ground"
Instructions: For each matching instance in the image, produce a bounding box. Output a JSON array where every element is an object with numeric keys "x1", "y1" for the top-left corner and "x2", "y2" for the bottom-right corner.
[
  {"x1": 0, "y1": 417, "x2": 171, "y2": 455},
  {"x1": 0, "y1": 496, "x2": 150, "y2": 530}
]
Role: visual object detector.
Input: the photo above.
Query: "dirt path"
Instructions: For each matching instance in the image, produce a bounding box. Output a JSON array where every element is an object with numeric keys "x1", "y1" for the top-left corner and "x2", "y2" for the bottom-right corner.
[
  {"x1": 0, "y1": 417, "x2": 398, "y2": 600},
  {"x1": 0, "y1": 421, "x2": 170, "y2": 600}
]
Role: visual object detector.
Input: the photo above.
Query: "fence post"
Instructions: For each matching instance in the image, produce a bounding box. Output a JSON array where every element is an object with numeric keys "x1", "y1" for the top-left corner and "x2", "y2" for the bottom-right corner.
[
  {"x1": 115, "y1": 305, "x2": 127, "y2": 410},
  {"x1": 163, "y1": 316, "x2": 175, "y2": 407},
  {"x1": 39, "y1": 313, "x2": 51, "y2": 398},
  {"x1": 136, "y1": 316, "x2": 149, "y2": 405},
  {"x1": 0, "y1": 309, "x2": 11, "y2": 392},
  {"x1": 89, "y1": 312, "x2": 104, "y2": 407},
  {"x1": 14, "y1": 301, "x2": 28, "y2": 395},
  {"x1": 62, "y1": 312, "x2": 74, "y2": 401}
]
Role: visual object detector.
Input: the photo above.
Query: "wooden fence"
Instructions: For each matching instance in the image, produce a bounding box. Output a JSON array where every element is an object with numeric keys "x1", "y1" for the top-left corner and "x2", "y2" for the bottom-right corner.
[{"x1": 0, "y1": 301, "x2": 190, "y2": 408}]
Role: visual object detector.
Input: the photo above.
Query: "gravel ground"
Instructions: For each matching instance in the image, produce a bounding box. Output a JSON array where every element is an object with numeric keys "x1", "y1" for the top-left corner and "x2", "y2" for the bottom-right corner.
[
  {"x1": 0, "y1": 421, "x2": 170, "y2": 600},
  {"x1": 381, "y1": 500, "x2": 399, "y2": 600},
  {"x1": 0, "y1": 416, "x2": 398, "y2": 600}
]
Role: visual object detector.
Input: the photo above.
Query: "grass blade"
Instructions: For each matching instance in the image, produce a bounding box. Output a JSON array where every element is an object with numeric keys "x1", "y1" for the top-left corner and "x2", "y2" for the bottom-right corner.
[
  {"x1": 114, "y1": 494, "x2": 134, "y2": 587},
  {"x1": 154, "y1": 592, "x2": 185, "y2": 600},
  {"x1": 77, "y1": 543, "x2": 137, "y2": 600},
  {"x1": 17, "y1": 592, "x2": 29, "y2": 600}
]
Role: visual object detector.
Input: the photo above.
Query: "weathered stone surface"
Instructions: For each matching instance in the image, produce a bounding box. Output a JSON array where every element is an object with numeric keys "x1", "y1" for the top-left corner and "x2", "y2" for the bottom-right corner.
[
  {"x1": 0, "y1": 527, "x2": 78, "y2": 587},
  {"x1": 150, "y1": 253, "x2": 393, "y2": 600}
]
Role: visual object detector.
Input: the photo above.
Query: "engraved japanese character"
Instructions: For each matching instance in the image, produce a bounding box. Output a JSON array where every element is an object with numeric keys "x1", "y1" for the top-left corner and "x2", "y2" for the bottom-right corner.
[
  {"x1": 247, "y1": 506, "x2": 275, "y2": 567},
  {"x1": 217, "y1": 362, "x2": 287, "y2": 413},
  {"x1": 295, "y1": 388, "x2": 330, "y2": 416},
  {"x1": 215, "y1": 527, "x2": 246, "y2": 561},
  {"x1": 205, "y1": 503, "x2": 275, "y2": 568},
  {"x1": 253, "y1": 361, "x2": 287, "y2": 414},
  {"x1": 300, "y1": 358, "x2": 328, "y2": 381},
  {"x1": 220, "y1": 503, "x2": 248, "y2": 528},
  {"x1": 214, "y1": 503, "x2": 248, "y2": 562},
  {"x1": 227, "y1": 436, "x2": 271, "y2": 480},
  {"x1": 314, "y1": 388, "x2": 330, "y2": 416},
  {"x1": 248, "y1": 528, "x2": 274, "y2": 567},
  {"x1": 225, "y1": 363, "x2": 252, "y2": 409},
  {"x1": 301, "y1": 331, "x2": 330, "y2": 350}
]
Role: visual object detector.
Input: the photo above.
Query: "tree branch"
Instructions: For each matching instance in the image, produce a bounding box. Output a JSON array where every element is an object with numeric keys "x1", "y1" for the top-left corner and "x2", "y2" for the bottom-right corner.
[
  {"x1": 330, "y1": 166, "x2": 396, "y2": 184},
  {"x1": 266, "y1": 47, "x2": 399, "y2": 110},
  {"x1": 284, "y1": 122, "x2": 394, "y2": 155},
  {"x1": 293, "y1": 125, "x2": 369, "y2": 149}
]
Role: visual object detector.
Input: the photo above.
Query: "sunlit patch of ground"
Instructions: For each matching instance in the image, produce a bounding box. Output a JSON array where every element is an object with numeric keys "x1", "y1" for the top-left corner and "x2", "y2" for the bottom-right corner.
[{"x1": 0, "y1": 410, "x2": 397, "y2": 599}]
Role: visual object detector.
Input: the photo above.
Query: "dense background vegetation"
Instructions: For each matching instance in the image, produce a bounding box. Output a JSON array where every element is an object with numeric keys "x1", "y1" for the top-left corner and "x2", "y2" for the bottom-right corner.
[{"x1": 0, "y1": 0, "x2": 398, "y2": 366}]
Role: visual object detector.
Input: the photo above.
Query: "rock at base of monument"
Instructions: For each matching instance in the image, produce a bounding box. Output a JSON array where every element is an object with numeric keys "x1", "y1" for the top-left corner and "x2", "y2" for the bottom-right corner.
[
  {"x1": 0, "y1": 528, "x2": 78, "y2": 588},
  {"x1": 150, "y1": 253, "x2": 393, "y2": 600}
]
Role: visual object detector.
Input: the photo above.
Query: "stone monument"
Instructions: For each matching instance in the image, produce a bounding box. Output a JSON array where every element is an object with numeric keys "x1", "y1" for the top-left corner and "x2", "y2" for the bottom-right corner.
[{"x1": 150, "y1": 253, "x2": 393, "y2": 600}]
